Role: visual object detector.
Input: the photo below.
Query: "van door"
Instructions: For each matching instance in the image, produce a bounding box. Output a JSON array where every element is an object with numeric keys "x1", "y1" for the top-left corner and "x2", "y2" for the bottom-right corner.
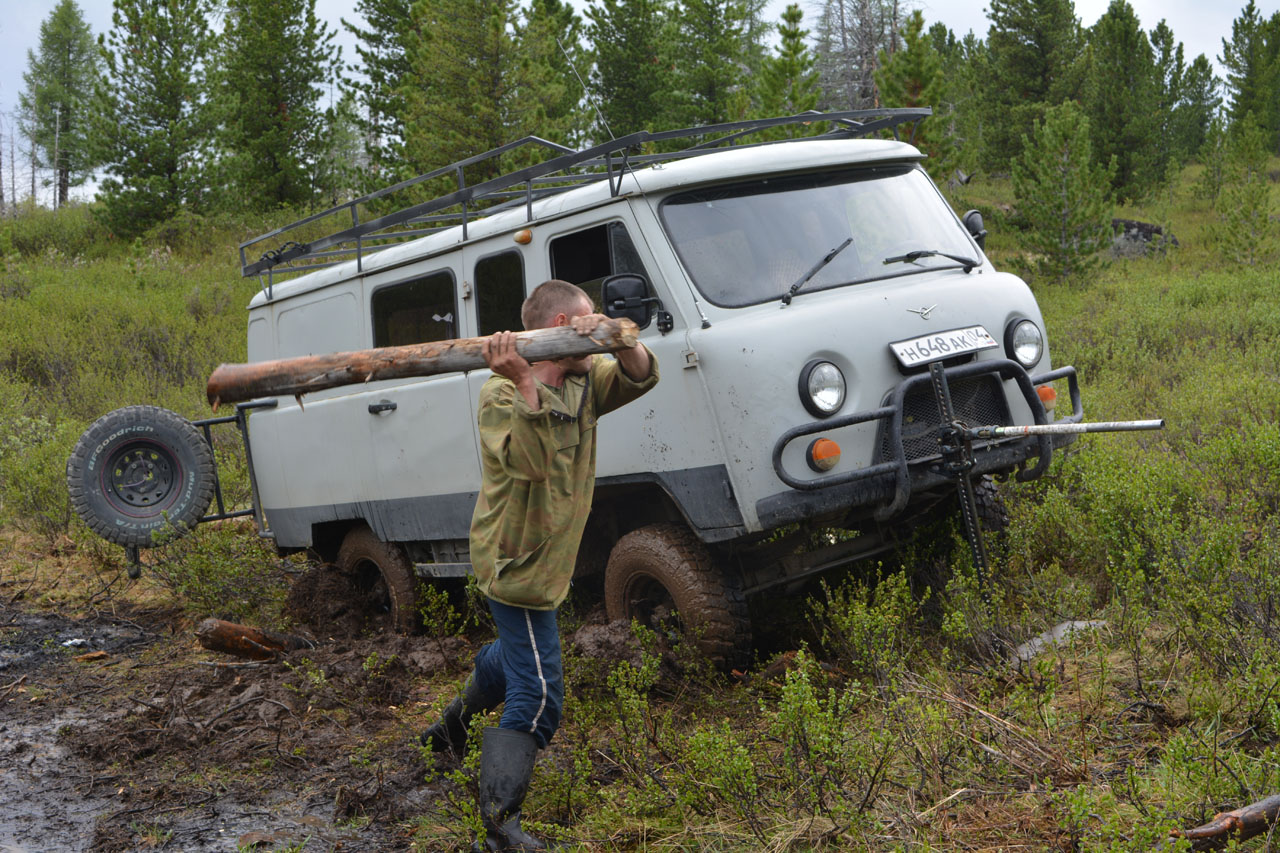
[{"x1": 361, "y1": 263, "x2": 483, "y2": 544}]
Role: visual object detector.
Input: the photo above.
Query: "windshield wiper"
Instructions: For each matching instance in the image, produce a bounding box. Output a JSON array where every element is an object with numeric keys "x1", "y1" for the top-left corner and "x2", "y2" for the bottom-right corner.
[
  {"x1": 883, "y1": 248, "x2": 979, "y2": 273},
  {"x1": 781, "y1": 237, "x2": 853, "y2": 306}
]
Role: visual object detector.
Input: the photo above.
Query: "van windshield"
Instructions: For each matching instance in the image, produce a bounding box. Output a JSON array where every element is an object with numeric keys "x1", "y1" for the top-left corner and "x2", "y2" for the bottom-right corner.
[{"x1": 659, "y1": 166, "x2": 977, "y2": 307}]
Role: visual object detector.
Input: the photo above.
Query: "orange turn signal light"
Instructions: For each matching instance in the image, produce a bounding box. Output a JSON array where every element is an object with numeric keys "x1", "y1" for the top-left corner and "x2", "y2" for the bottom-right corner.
[
  {"x1": 1036, "y1": 384, "x2": 1057, "y2": 412},
  {"x1": 514, "y1": 228, "x2": 533, "y2": 244},
  {"x1": 807, "y1": 438, "x2": 842, "y2": 472}
]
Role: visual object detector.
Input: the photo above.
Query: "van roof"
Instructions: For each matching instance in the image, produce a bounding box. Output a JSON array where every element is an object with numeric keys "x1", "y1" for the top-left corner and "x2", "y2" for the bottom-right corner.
[{"x1": 245, "y1": 111, "x2": 930, "y2": 309}]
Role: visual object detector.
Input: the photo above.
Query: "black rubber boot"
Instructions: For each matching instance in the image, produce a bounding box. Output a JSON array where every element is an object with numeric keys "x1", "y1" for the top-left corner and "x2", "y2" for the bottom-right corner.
[
  {"x1": 421, "y1": 679, "x2": 486, "y2": 756},
  {"x1": 471, "y1": 727, "x2": 554, "y2": 852}
]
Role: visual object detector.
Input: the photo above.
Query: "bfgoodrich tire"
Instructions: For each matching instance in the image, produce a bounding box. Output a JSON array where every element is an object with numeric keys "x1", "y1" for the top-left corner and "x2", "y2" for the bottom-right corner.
[
  {"x1": 335, "y1": 526, "x2": 420, "y2": 634},
  {"x1": 604, "y1": 523, "x2": 750, "y2": 671},
  {"x1": 67, "y1": 406, "x2": 216, "y2": 548}
]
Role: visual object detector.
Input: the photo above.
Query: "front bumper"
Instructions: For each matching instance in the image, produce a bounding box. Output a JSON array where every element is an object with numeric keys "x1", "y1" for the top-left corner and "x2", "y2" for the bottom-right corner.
[{"x1": 761, "y1": 360, "x2": 1082, "y2": 528}]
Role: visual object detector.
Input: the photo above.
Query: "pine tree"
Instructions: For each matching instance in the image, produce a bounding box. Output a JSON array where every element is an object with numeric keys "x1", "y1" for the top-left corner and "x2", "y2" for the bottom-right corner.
[
  {"x1": 874, "y1": 10, "x2": 953, "y2": 182},
  {"x1": 91, "y1": 0, "x2": 213, "y2": 237},
  {"x1": 1149, "y1": 20, "x2": 1184, "y2": 165},
  {"x1": 1216, "y1": 113, "x2": 1275, "y2": 265},
  {"x1": 1174, "y1": 55, "x2": 1221, "y2": 158},
  {"x1": 342, "y1": 0, "x2": 416, "y2": 187},
  {"x1": 16, "y1": 0, "x2": 100, "y2": 207},
  {"x1": 401, "y1": 0, "x2": 525, "y2": 181},
  {"x1": 210, "y1": 0, "x2": 340, "y2": 211},
  {"x1": 1083, "y1": 0, "x2": 1160, "y2": 203},
  {"x1": 670, "y1": 0, "x2": 751, "y2": 127},
  {"x1": 514, "y1": 0, "x2": 589, "y2": 148},
  {"x1": 585, "y1": 0, "x2": 674, "y2": 137},
  {"x1": 1195, "y1": 116, "x2": 1228, "y2": 207},
  {"x1": 1219, "y1": 1, "x2": 1280, "y2": 145},
  {"x1": 978, "y1": 0, "x2": 1082, "y2": 170},
  {"x1": 1011, "y1": 100, "x2": 1116, "y2": 284},
  {"x1": 753, "y1": 3, "x2": 820, "y2": 131}
]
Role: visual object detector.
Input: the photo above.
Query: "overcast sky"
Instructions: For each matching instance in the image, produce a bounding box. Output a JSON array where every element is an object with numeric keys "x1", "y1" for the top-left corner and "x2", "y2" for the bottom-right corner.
[{"x1": 0, "y1": 0, "x2": 1261, "y2": 202}]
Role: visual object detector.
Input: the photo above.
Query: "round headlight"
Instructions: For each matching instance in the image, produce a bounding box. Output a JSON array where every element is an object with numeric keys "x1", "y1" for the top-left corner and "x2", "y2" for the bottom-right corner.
[
  {"x1": 1006, "y1": 319, "x2": 1043, "y2": 368},
  {"x1": 799, "y1": 360, "x2": 846, "y2": 418}
]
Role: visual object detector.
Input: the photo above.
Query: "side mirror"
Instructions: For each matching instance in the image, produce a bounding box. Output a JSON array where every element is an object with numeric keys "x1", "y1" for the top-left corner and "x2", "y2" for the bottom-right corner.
[
  {"x1": 602, "y1": 273, "x2": 655, "y2": 330},
  {"x1": 962, "y1": 209, "x2": 988, "y2": 251}
]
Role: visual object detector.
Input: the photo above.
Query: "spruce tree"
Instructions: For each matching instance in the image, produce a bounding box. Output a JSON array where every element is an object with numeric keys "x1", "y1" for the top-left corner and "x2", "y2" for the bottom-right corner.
[
  {"x1": 1011, "y1": 100, "x2": 1116, "y2": 284},
  {"x1": 874, "y1": 10, "x2": 953, "y2": 182},
  {"x1": 585, "y1": 0, "x2": 674, "y2": 137},
  {"x1": 91, "y1": 0, "x2": 213, "y2": 237},
  {"x1": 342, "y1": 0, "x2": 415, "y2": 187},
  {"x1": 978, "y1": 0, "x2": 1082, "y2": 170},
  {"x1": 1216, "y1": 113, "x2": 1275, "y2": 266},
  {"x1": 210, "y1": 0, "x2": 340, "y2": 211},
  {"x1": 1083, "y1": 0, "x2": 1160, "y2": 203},
  {"x1": 753, "y1": 3, "x2": 820, "y2": 132},
  {"x1": 17, "y1": 0, "x2": 100, "y2": 207}
]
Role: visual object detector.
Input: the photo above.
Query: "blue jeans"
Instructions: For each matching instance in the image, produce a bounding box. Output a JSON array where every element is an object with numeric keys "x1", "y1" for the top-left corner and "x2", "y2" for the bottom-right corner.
[{"x1": 469, "y1": 598, "x2": 564, "y2": 749}]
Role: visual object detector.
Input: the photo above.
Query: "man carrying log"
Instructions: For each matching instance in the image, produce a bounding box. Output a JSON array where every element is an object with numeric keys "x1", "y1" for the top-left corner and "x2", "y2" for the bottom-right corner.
[{"x1": 422, "y1": 279, "x2": 659, "y2": 852}]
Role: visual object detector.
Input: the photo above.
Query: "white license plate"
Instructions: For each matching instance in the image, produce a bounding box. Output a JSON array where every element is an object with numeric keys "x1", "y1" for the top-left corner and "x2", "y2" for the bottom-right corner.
[{"x1": 890, "y1": 325, "x2": 998, "y2": 367}]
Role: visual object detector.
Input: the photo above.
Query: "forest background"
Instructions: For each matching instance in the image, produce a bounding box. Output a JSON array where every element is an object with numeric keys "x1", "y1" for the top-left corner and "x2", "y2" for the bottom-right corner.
[{"x1": 7, "y1": 0, "x2": 1280, "y2": 850}]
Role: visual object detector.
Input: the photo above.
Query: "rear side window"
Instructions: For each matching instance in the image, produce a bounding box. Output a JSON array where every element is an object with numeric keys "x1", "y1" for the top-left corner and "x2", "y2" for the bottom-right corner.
[
  {"x1": 475, "y1": 250, "x2": 525, "y2": 335},
  {"x1": 549, "y1": 221, "x2": 648, "y2": 309},
  {"x1": 371, "y1": 270, "x2": 458, "y2": 347}
]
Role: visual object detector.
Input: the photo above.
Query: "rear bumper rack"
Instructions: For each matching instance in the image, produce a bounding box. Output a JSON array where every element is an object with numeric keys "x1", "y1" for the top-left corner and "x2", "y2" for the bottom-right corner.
[{"x1": 768, "y1": 360, "x2": 1082, "y2": 522}]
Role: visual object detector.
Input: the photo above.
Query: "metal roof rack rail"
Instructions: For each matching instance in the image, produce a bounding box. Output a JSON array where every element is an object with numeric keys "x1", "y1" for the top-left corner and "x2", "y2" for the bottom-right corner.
[{"x1": 239, "y1": 107, "x2": 932, "y2": 294}]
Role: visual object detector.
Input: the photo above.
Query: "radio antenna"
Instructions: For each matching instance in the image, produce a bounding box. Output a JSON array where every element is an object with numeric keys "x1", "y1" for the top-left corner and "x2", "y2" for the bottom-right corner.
[{"x1": 557, "y1": 36, "x2": 615, "y2": 141}]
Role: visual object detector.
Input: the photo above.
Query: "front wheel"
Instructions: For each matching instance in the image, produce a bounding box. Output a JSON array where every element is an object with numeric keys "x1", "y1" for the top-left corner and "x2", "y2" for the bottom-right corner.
[
  {"x1": 335, "y1": 526, "x2": 420, "y2": 634},
  {"x1": 604, "y1": 523, "x2": 750, "y2": 671}
]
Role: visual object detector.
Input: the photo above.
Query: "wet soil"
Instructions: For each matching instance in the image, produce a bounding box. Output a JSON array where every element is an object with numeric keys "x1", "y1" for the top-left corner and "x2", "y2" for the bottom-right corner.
[{"x1": 0, "y1": 565, "x2": 641, "y2": 852}]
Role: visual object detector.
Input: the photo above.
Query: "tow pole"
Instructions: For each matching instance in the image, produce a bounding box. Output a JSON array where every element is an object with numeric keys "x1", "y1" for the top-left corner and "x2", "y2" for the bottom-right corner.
[{"x1": 927, "y1": 361, "x2": 1165, "y2": 602}]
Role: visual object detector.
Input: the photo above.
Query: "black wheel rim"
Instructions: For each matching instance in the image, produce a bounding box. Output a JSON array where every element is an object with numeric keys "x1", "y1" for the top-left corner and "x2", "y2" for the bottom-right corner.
[
  {"x1": 103, "y1": 441, "x2": 180, "y2": 515},
  {"x1": 352, "y1": 559, "x2": 392, "y2": 616},
  {"x1": 624, "y1": 574, "x2": 681, "y2": 639}
]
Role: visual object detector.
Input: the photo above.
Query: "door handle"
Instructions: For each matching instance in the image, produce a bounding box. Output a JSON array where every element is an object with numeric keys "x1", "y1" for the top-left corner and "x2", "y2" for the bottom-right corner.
[{"x1": 368, "y1": 400, "x2": 397, "y2": 414}]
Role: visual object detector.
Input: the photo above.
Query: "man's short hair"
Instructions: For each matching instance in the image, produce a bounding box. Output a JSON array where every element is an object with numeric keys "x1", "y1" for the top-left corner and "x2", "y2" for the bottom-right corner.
[{"x1": 522, "y1": 280, "x2": 591, "y2": 330}]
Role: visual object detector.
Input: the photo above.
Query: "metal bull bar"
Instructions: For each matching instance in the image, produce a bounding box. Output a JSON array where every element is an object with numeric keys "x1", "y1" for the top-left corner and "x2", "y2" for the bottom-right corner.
[{"x1": 927, "y1": 361, "x2": 1164, "y2": 599}]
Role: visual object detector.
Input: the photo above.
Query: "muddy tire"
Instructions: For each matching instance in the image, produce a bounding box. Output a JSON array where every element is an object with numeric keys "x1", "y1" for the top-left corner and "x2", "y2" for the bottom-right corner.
[
  {"x1": 604, "y1": 523, "x2": 750, "y2": 671},
  {"x1": 336, "y1": 526, "x2": 420, "y2": 634},
  {"x1": 66, "y1": 406, "x2": 216, "y2": 548},
  {"x1": 971, "y1": 474, "x2": 1009, "y2": 540}
]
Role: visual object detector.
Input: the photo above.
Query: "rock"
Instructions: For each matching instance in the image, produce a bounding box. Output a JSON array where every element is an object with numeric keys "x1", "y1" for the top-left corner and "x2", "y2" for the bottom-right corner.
[{"x1": 1111, "y1": 218, "x2": 1178, "y2": 257}]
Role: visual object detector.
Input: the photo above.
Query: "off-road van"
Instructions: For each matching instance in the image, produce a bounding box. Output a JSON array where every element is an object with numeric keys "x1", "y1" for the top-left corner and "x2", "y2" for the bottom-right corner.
[{"x1": 68, "y1": 111, "x2": 1083, "y2": 666}]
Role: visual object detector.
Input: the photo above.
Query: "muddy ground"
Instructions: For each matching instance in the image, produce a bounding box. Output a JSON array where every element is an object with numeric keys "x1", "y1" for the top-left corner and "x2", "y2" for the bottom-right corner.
[{"x1": 0, "y1": 566, "x2": 640, "y2": 852}]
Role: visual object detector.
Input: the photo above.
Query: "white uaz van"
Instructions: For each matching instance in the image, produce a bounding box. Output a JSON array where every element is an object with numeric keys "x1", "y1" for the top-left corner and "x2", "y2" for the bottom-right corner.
[{"x1": 69, "y1": 111, "x2": 1081, "y2": 667}]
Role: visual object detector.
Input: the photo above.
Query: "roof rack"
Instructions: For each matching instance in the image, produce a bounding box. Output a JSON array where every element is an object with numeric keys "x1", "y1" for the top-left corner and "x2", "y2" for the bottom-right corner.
[{"x1": 239, "y1": 108, "x2": 932, "y2": 290}]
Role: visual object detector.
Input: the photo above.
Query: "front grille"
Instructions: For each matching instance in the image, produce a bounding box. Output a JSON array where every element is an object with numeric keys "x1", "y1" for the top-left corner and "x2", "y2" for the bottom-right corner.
[{"x1": 875, "y1": 375, "x2": 1012, "y2": 463}]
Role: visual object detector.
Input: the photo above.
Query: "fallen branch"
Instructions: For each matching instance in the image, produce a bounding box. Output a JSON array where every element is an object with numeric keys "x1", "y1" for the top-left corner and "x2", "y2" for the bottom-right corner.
[
  {"x1": 195, "y1": 619, "x2": 314, "y2": 661},
  {"x1": 1163, "y1": 794, "x2": 1280, "y2": 850}
]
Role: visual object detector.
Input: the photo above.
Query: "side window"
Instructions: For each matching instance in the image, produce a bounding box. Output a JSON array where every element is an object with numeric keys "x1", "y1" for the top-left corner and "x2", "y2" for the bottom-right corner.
[
  {"x1": 371, "y1": 270, "x2": 458, "y2": 347},
  {"x1": 549, "y1": 221, "x2": 649, "y2": 310},
  {"x1": 475, "y1": 250, "x2": 526, "y2": 335}
]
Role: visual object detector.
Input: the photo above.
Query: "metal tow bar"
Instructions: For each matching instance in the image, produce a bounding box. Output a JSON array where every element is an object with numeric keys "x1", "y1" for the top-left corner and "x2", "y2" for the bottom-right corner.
[{"x1": 927, "y1": 362, "x2": 1165, "y2": 602}]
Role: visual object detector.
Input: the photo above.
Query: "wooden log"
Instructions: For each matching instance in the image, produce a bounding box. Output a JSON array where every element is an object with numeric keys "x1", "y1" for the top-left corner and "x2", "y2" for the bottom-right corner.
[
  {"x1": 195, "y1": 618, "x2": 314, "y2": 661},
  {"x1": 206, "y1": 317, "x2": 640, "y2": 409},
  {"x1": 1162, "y1": 794, "x2": 1280, "y2": 850}
]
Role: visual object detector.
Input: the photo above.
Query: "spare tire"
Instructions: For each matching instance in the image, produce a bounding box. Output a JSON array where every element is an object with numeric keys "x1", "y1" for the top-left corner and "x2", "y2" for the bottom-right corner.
[{"x1": 66, "y1": 406, "x2": 216, "y2": 547}]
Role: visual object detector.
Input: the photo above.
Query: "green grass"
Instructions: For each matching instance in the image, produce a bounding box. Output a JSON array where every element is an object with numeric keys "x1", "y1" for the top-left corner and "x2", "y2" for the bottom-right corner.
[{"x1": 8, "y1": 165, "x2": 1280, "y2": 849}]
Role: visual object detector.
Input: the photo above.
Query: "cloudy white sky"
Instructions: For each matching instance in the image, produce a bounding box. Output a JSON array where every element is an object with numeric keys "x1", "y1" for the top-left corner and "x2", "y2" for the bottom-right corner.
[{"x1": 0, "y1": 0, "x2": 1261, "y2": 203}]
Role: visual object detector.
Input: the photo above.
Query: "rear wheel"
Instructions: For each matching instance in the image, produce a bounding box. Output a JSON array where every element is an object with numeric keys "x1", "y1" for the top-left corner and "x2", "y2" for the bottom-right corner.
[
  {"x1": 604, "y1": 523, "x2": 750, "y2": 671},
  {"x1": 335, "y1": 526, "x2": 419, "y2": 634}
]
